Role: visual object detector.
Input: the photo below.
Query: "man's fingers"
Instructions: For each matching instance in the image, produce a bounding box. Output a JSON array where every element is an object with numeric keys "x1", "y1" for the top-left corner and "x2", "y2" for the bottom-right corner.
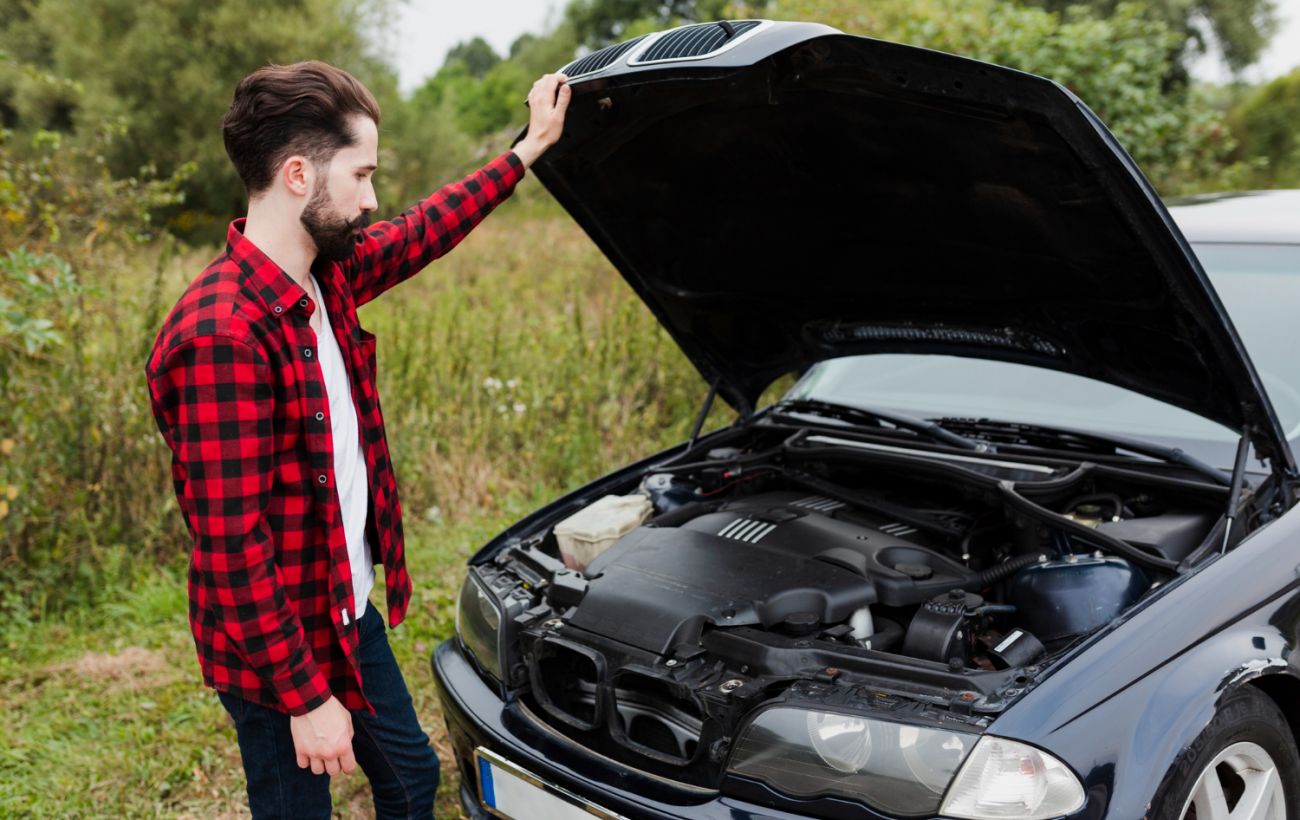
[
  {"x1": 324, "y1": 756, "x2": 341, "y2": 777},
  {"x1": 310, "y1": 756, "x2": 326, "y2": 775},
  {"x1": 340, "y1": 748, "x2": 358, "y2": 775},
  {"x1": 555, "y1": 81, "x2": 573, "y2": 115},
  {"x1": 530, "y1": 73, "x2": 567, "y2": 110},
  {"x1": 296, "y1": 751, "x2": 310, "y2": 769}
]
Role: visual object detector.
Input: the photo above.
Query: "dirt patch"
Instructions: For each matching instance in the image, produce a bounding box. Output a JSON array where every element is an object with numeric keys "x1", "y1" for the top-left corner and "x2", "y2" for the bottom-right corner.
[{"x1": 57, "y1": 646, "x2": 178, "y2": 691}]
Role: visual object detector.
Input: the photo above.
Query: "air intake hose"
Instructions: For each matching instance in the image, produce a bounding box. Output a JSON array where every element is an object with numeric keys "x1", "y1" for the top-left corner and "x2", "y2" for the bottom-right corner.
[{"x1": 972, "y1": 553, "x2": 1044, "y2": 588}]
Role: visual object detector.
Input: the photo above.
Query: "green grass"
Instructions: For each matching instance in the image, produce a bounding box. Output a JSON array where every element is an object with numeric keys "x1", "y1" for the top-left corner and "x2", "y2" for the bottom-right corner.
[{"x1": 0, "y1": 516, "x2": 512, "y2": 818}]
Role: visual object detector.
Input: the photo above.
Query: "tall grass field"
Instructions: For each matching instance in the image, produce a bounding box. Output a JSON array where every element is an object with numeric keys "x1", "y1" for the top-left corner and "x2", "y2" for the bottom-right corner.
[{"x1": 0, "y1": 185, "x2": 747, "y2": 817}]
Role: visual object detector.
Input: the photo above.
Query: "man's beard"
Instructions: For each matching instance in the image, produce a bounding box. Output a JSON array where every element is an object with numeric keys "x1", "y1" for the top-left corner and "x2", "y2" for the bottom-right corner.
[{"x1": 300, "y1": 178, "x2": 371, "y2": 262}]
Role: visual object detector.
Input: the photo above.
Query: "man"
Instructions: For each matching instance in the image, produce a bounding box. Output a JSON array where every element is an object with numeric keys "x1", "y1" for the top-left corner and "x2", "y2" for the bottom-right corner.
[{"x1": 145, "y1": 60, "x2": 569, "y2": 817}]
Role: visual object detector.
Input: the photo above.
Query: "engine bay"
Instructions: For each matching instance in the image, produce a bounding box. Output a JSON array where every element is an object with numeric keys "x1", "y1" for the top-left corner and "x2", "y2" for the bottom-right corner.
[{"x1": 458, "y1": 423, "x2": 1257, "y2": 786}]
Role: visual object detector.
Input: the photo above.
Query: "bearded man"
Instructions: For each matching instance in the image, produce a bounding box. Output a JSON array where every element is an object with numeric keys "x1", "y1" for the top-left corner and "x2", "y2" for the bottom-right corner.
[{"x1": 146, "y1": 60, "x2": 569, "y2": 818}]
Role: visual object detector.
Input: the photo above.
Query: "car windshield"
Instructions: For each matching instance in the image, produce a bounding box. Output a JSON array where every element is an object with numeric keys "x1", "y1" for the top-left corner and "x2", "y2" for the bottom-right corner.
[{"x1": 785, "y1": 243, "x2": 1300, "y2": 468}]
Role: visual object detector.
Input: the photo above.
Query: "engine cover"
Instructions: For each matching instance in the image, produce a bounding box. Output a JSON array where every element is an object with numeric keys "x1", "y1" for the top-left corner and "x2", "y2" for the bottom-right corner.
[{"x1": 567, "y1": 492, "x2": 973, "y2": 655}]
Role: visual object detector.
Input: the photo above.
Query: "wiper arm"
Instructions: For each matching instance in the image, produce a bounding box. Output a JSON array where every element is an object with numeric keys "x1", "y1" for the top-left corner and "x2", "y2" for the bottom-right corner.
[
  {"x1": 938, "y1": 417, "x2": 1232, "y2": 487},
  {"x1": 772, "y1": 399, "x2": 987, "y2": 452}
]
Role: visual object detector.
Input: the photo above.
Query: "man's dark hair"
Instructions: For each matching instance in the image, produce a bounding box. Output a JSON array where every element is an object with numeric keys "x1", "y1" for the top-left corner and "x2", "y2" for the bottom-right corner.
[{"x1": 223, "y1": 60, "x2": 381, "y2": 195}]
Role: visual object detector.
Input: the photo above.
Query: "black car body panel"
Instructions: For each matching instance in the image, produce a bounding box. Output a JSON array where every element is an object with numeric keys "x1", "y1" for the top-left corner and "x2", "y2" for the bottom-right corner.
[
  {"x1": 985, "y1": 505, "x2": 1300, "y2": 814},
  {"x1": 434, "y1": 18, "x2": 1300, "y2": 820},
  {"x1": 435, "y1": 640, "x2": 918, "y2": 820},
  {"x1": 530, "y1": 23, "x2": 1293, "y2": 468},
  {"x1": 436, "y1": 436, "x2": 1300, "y2": 818}
]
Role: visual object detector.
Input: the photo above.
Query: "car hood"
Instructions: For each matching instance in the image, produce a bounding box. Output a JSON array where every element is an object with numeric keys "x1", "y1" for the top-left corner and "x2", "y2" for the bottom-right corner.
[{"x1": 525, "y1": 20, "x2": 1294, "y2": 470}]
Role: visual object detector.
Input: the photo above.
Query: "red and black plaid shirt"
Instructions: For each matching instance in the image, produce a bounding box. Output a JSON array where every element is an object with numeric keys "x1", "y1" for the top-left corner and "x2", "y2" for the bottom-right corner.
[{"x1": 147, "y1": 151, "x2": 525, "y2": 715}]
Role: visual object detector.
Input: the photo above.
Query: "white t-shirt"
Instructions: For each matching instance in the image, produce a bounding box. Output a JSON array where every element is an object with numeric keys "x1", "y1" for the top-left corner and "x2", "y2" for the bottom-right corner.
[{"x1": 310, "y1": 275, "x2": 375, "y2": 619}]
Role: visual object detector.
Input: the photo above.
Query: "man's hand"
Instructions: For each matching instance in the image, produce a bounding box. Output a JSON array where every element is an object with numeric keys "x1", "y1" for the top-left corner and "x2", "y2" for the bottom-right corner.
[
  {"x1": 289, "y1": 695, "x2": 356, "y2": 776},
  {"x1": 513, "y1": 73, "x2": 572, "y2": 168}
]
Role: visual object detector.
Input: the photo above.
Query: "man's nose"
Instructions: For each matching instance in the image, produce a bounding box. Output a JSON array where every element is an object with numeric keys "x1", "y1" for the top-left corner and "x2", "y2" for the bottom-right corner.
[{"x1": 360, "y1": 181, "x2": 378, "y2": 213}]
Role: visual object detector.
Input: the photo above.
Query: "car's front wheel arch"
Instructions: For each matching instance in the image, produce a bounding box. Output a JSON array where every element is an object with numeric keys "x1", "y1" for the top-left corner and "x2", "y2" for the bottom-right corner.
[
  {"x1": 1149, "y1": 684, "x2": 1300, "y2": 819},
  {"x1": 1246, "y1": 672, "x2": 1300, "y2": 759}
]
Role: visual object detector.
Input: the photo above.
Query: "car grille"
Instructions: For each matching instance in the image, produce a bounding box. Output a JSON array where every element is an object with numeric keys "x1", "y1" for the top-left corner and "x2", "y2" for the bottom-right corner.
[
  {"x1": 632, "y1": 20, "x2": 762, "y2": 63},
  {"x1": 609, "y1": 672, "x2": 703, "y2": 764},
  {"x1": 525, "y1": 637, "x2": 712, "y2": 777},
  {"x1": 561, "y1": 35, "x2": 647, "y2": 79}
]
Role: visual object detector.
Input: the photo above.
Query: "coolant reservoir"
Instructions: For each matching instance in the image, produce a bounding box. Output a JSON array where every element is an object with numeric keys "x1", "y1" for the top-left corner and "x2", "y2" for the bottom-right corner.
[
  {"x1": 554, "y1": 494, "x2": 653, "y2": 571},
  {"x1": 1008, "y1": 554, "x2": 1148, "y2": 643}
]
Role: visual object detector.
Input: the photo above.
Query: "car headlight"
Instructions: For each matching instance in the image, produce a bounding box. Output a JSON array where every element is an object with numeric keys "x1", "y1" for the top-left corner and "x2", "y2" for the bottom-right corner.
[
  {"x1": 941, "y1": 735, "x2": 1086, "y2": 819},
  {"x1": 455, "y1": 571, "x2": 504, "y2": 682},
  {"x1": 727, "y1": 707, "x2": 975, "y2": 815},
  {"x1": 728, "y1": 708, "x2": 1086, "y2": 818}
]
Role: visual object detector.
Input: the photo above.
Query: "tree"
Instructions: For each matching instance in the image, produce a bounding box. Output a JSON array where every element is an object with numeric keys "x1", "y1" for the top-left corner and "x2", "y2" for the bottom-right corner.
[
  {"x1": 0, "y1": 0, "x2": 399, "y2": 239},
  {"x1": 1228, "y1": 69, "x2": 1300, "y2": 187},
  {"x1": 1028, "y1": 0, "x2": 1278, "y2": 74},
  {"x1": 444, "y1": 36, "x2": 503, "y2": 79}
]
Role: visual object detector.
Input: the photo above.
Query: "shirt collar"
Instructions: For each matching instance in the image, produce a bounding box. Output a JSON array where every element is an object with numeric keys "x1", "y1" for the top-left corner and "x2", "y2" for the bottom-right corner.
[{"x1": 227, "y1": 218, "x2": 336, "y2": 320}]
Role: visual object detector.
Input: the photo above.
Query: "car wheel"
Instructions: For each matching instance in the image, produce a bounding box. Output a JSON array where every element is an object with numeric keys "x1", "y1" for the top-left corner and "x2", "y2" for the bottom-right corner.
[{"x1": 1153, "y1": 687, "x2": 1300, "y2": 820}]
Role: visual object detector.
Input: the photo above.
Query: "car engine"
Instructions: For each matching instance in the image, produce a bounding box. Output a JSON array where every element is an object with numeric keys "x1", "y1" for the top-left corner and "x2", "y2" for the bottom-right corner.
[{"x1": 454, "y1": 424, "x2": 1235, "y2": 786}]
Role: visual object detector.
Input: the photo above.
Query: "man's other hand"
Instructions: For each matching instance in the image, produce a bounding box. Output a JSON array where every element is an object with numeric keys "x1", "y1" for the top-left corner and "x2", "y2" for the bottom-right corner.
[
  {"x1": 513, "y1": 73, "x2": 572, "y2": 168},
  {"x1": 290, "y1": 695, "x2": 357, "y2": 776}
]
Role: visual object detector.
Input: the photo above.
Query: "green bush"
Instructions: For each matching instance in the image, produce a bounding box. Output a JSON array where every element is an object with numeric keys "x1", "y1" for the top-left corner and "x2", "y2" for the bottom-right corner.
[
  {"x1": 0, "y1": 123, "x2": 190, "y2": 616},
  {"x1": 1228, "y1": 69, "x2": 1300, "y2": 188}
]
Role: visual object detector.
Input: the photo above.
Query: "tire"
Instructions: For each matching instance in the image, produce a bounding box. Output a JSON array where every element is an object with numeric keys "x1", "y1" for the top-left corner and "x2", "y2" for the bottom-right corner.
[{"x1": 1151, "y1": 686, "x2": 1300, "y2": 820}]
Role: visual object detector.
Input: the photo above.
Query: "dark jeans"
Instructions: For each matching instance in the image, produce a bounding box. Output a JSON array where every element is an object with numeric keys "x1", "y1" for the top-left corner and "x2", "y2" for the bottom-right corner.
[{"x1": 217, "y1": 604, "x2": 440, "y2": 819}]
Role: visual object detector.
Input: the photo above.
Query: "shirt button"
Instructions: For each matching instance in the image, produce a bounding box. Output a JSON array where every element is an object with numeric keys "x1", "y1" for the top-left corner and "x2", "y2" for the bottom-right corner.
[
  {"x1": 300, "y1": 299, "x2": 309, "y2": 308},
  {"x1": 315, "y1": 411, "x2": 325, "y2": 421},
  {"x1": 303, "y1": 348, "x2": 313, "y2": 358},
  {"x1": 273, "y1": 305, "x2": 283, "y2": 314},
  {"x1": 318, "y1": 474, "x2": 328, "y2": 484}
]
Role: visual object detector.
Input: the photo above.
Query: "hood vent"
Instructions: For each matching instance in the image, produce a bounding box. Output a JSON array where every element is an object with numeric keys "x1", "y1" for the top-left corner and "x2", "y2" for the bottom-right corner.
[
  {"x1": 562, "y1": 35, "x2": 647, "y2": 80},
  {"x1": 631, "y1": 20, "x2": 763, "y2": 64}
]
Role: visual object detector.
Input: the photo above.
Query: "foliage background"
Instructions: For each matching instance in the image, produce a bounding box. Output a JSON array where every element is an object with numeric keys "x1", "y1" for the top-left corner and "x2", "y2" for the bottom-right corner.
[{"x1": 1, "y1": 0, "x2": 1297, "y2": 815}]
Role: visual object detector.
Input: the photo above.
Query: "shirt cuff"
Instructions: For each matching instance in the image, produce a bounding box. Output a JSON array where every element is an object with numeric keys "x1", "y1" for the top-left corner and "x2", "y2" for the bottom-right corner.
[
  {"x1": 271, "y1": 645, "x2": 332, "y2": 716},
  {"x1": 500, "y1": 149, "x2": 527, "y2": 186}
]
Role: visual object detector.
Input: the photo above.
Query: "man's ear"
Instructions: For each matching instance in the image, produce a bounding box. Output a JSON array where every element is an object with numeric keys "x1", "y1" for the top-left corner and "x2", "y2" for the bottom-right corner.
[{"x1": 281, "y1": 155, "x2": 312, "y2": 198}]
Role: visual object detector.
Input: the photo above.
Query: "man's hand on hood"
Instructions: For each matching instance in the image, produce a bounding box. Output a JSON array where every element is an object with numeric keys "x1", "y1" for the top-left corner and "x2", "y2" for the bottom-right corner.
[{"x1": 513, "y1": 73, "x2": 571, "y2": 168}]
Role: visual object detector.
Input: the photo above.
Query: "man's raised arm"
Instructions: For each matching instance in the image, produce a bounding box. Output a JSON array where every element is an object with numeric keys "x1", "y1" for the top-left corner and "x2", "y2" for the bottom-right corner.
[{"x1": 342, "y1": 73, "x2": 571, "y2": 306}]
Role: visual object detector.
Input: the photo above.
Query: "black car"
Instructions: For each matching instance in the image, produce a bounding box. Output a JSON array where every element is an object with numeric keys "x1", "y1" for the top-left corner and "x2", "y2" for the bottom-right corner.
[{"x1": 432, "y1": 19, "x2": 1300, "y2": 819}]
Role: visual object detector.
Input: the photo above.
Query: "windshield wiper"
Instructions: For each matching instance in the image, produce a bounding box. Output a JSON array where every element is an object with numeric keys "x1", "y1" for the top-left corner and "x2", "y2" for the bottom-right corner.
[
  {"x1": 936, "y1": 417, "x2": 1232, "y2": 487},
  {"x1": 771, "y1": 399, "x2": 987, "y2": 452}
]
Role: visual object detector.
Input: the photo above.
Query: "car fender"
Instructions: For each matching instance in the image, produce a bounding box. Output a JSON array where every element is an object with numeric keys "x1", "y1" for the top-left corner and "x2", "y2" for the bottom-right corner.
[
  {"x1": 986, "y1": 504, "x2": 1300, "y2": 816},
  {"x1": 1015, "y1": 635, "x2": 1296, "y2": 816}
]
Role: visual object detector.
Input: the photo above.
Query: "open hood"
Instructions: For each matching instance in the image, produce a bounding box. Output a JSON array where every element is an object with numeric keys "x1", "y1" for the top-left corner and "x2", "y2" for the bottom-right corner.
[{"x1": 526, "y1": 21, "x2": 1294, "y2": 471}]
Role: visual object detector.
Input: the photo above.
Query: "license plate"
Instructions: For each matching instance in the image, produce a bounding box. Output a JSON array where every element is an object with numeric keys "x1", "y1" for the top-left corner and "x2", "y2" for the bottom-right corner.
[{"x1": 474, "y1": 747, "x2": 625, "y2": 820}]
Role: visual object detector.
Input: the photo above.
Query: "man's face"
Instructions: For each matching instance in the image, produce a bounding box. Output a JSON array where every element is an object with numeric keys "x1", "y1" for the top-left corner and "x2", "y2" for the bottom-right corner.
[{"x1": 300, "y1": 114, "x2": 379, "y2": 262}]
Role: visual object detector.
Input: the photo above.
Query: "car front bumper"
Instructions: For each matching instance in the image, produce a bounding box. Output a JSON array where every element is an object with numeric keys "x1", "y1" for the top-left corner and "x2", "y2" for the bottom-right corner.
[{"x1": 432, "y1": 638, "x2": 933, "y2": 820}]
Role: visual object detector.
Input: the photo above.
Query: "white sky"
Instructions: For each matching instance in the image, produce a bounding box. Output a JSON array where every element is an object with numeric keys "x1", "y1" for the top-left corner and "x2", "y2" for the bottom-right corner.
[
  {"x1": 1190, "y1": 0, "x2": 1300, "y2": 83},
  {"x1": 391, "y1": 0, "x2": 1300, "y2": 94},
  {"x1": 390, "y1": 1, "x2": 563, "y2": 94}
]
